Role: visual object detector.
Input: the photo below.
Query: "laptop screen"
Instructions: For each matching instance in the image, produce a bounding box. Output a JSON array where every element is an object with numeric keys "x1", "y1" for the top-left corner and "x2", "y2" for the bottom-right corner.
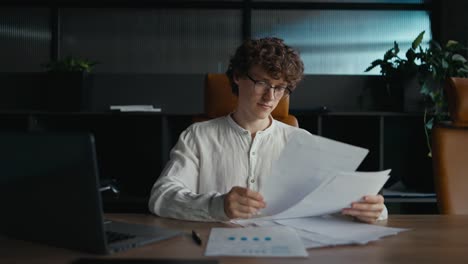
[{"x1": 0, "y1": 132, "x2": 108, "y2": 253}]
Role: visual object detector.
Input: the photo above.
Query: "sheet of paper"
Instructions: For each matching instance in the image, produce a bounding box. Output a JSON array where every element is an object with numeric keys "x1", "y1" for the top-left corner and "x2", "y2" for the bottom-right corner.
[
  {"x1": 260, "y1": 130, "x2": 369, "y2": 217},
  {"x1": 276, "y1": 215, "x2": 408, "y2": 243},
  {"x1": 205, "y1": 226, "x2": 308, "y2": 257},
  {"x1": 235, "y1": 218, "x2": 375, "y2": 249},
  {"x1": 234, "y1": 170, "x2": 389, "y2": 226},
  {"x1": 293, "y1": 228, "x2": 354, "y2": 248},
  {"x1": 268, "y1": 170, "x2": 391, "y2": 220},
  {"x1": 109, "y1": 105, "x2": 161, "y2": 112}
]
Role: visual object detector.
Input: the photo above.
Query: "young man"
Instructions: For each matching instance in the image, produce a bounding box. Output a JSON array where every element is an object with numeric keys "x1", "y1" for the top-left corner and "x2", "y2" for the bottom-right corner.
[{"x1": 149, "y1": 37, "x2": 386, "y2": 223}]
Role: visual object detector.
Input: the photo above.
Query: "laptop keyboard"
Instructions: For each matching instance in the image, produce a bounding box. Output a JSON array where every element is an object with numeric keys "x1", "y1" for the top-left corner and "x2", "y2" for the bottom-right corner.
[{"x1": 105, "y1": 230, "x2": 136, "y2": 244}]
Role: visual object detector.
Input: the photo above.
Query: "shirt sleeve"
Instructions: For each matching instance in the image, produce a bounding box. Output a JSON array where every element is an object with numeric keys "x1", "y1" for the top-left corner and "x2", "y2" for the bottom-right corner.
[
  {"x1": 377, "y1": 204, "x2": 388, "y2": 221},
  {"x1": 148, "y1": 125, "x2": 229, "y2": 222}
]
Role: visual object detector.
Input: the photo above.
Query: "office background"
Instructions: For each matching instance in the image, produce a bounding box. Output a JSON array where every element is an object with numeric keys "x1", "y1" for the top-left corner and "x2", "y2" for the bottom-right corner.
[{"x1": 1, "y1": 0, "x2": 467, "y2": 213}]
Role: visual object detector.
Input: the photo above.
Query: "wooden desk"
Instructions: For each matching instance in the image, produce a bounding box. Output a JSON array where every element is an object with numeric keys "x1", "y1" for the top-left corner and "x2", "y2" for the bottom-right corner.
[{"x1": 2, "y1": 214, "x2": 468, "y2": 264}]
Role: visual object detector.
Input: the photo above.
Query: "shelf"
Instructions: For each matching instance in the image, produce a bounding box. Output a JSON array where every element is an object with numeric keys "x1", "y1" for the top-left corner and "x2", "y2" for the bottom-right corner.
[
  {"x1": 0, "y1": 111, "x2": 435, "y2": 212},
  {"x1": 382, "y1": 181, "x2": 436, "y2": 203}
]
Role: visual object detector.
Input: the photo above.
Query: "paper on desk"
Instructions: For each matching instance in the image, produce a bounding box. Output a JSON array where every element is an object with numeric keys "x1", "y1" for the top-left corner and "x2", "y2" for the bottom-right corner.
[
  {"x1": 259, "y1": 130, "x2": 369, "y2": 218},
  {"x1": 240, "y1": 216, "x2": 408, "y2": 248},
  {"x1": 205, "y1": 226, "x2": 308, "y2": 257},
  {"x1": 243, "y1": 219, "x2": 350, "y2": 248},
  {"x1": 294, "y1": 228, "x2": 353, "y2": 248},
  {"x1": 276, "y1": 215, "x2": 408, "y2": 244},
  {"x1": 109, "y1": 105, "x2": 161, "y2": 112}
]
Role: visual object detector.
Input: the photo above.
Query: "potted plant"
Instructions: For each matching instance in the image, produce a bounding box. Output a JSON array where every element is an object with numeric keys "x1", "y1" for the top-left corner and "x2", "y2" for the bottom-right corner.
[
  {"x1": 366, "y1": 31, "x2": 468, "y2": 153},
  {"x1": 417, "y1": 40, "x2": 468, "y2": 156},
  {"x1": 366, "y1": 32, "x2": 468, "y2": 192},
  {"x1": 44, "y1": 56, "x2": 97, "y2": 73},
  {"x1": 365, "y1": 31, "x2": 425, "y2": 111},
  {"x1": 42, "y1": 56, "x2": 97, "y2": 112}
]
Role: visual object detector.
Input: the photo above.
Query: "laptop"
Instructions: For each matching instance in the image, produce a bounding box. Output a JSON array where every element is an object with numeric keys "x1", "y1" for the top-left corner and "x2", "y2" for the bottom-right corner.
[{"x1": 0, "y1": 131, "x2": 181, "y2": 254}]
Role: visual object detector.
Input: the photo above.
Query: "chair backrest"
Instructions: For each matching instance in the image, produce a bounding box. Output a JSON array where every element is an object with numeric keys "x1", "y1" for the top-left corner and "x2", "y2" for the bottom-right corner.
[
  {"x1": 193, "y1": 73, "x2": 298, "y2": 127},
  {"x1": 432, "y1": 77, "x2": 468, "y2": 214}
]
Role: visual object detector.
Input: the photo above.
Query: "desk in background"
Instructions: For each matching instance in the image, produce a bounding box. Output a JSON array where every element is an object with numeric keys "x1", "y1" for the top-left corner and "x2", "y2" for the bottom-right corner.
[{"x1": 1, "y1": 214, "x2": 468, "y2": 264}]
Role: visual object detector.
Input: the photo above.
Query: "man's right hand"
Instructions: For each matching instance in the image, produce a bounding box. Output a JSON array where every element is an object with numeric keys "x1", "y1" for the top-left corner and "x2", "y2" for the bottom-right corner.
[{"x1": 223, "y1": 186, "x2": 266, "y2": 219}]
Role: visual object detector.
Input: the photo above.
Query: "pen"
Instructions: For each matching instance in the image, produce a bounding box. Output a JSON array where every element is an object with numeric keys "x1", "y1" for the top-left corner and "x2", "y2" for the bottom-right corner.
[{"x1": 191, "y1": 230, "x2": 202, "y2": 246}]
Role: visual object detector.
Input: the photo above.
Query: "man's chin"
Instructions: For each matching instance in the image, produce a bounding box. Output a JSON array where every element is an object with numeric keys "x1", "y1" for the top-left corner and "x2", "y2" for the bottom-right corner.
[{"x1": 255, "y1": 111, "x2": 272, "y2": 120}]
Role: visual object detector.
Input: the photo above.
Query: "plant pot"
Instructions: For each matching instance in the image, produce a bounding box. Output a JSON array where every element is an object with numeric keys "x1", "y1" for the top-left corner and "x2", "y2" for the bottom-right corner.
[
  {"x1": 385, "y1": 80, "x2": 405, "y2": 112},
  {"x1": 403, "y1": 76, "x2": 426, "y2": 113},
  {"x1": 43, "y1": 72, "x2": 89, "y2": 112},
  {"x1": 370, "y1": 78, "x2": 405, "y2": 112},
  {"x1": 446, "y1": 77, "x2": 468, "y2": 125},
  {"x1": 371, "y1": 76, "x2": 425, "y2": 113}
]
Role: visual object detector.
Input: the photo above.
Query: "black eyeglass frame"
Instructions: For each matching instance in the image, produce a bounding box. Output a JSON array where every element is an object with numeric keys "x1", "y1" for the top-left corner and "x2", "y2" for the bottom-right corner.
[{"x1": 245, "y1": 73, "x2": 293, "y2": 98}]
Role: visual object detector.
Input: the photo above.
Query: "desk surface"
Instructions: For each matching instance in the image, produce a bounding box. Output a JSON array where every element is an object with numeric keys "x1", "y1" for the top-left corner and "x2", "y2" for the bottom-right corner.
[{"x1": 2, "y1": 214, "x2": 468, "y2": 264}]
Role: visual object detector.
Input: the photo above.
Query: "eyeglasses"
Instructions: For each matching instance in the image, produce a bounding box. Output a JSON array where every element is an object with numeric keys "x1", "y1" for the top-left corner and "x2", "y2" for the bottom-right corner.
[{"x1": 246, "y1": 73, "x2": 292, "y2": 99}]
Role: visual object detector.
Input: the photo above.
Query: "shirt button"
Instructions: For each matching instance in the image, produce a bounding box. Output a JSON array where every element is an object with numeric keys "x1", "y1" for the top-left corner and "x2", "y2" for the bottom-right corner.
[
  {"x1": 250, "y1": 179, "x2": 255, "y2": 183},
  {"x1": 251, "y1": 152, "x2": 256, "y2": 156}
]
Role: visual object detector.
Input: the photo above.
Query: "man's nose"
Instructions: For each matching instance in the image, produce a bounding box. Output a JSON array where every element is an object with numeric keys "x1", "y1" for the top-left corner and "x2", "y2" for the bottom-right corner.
[{"x1": 263, "y1": 88, "x2": 275, "y2": 100}]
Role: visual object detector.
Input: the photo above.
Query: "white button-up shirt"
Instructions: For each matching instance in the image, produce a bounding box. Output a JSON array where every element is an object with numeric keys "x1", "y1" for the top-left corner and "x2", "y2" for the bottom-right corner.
[{"x1": 148, "y1": 114, "x2": 387, "y2": 222}]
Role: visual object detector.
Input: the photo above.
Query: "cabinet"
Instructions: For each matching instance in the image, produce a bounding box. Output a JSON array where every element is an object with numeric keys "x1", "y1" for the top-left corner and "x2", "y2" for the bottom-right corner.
[
  {"x1": 0, "y1": 111, "x2": 437, "y2": 213},
  {"x1": 0, "y1": 111, "x2": 193, "y2": 212}
]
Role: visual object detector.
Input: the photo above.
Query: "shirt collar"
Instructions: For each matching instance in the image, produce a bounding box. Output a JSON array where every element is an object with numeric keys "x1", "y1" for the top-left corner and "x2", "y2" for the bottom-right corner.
[{"x1": 226, "y1": 113, "x2": 276, "y2": 137}]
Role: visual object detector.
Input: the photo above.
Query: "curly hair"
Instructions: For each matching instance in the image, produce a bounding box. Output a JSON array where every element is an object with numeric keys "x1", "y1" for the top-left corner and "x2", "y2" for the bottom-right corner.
[{"x1": 226, "y1": 37, "x2": 304, "y2": 95}]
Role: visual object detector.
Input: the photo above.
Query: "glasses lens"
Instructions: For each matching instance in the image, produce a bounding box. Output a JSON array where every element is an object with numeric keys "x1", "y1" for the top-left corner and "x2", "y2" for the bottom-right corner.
[
  {"x1": 274, "y1": 88, "x2": 286, "y2": 98},
  {"x1": 254, "y1": 82, "x2": 268, "y2": 94},
  {"x1": 253, "y1": 81, "x2": 290, "y2": 99}
]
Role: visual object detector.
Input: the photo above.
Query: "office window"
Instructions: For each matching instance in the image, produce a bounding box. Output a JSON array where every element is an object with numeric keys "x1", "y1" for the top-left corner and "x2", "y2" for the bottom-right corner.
[
  {"x1": 0, "y1": 8, "x2": 50, "y2": 72},
  {"x1": 252, "y1": 9, "x2": 431, "y2": 74},
  {"x1": 61, "y1": 8, "x2": 242, "y2": 74}
]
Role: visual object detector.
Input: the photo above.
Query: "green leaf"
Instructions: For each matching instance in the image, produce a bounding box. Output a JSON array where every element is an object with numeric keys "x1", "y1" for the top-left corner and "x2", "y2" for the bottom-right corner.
[
  {"x1": 446, "y1": 40, "x2": 458, "y2": 48},
  {"x1": 442, "y1": 58, "x2": 449, "y2": 69},
  {"x1": 43, "y1": 56, "x2": 98, "y2": 73},
  {"x1": 412, "y1": 31, "x2": 425, "y2": 50},
  {"x1": 384, "y1": 48, "x2": 395, "y2": 61},
  {"x1": 406, "y1": 49, "x2": 416, "y2": 62},
  {"x1": 364, "y1": 59, "x2": 383, "y2": 72},
  {"x1": 425, "y1": 117, "x2": 433, "y2": 130},
  {"x1": 432, "y1": 68, "x2": 438, "y2": 80},
  {"x1": 394, "y1": 41, "x2": 400, "y2": 55},
  {"x1": 430, "y1": 40, "x2": 442, "y2": 51},
  {"x1": 452, "y1": 54, "x2": 467, "y2": 63},
  {"x1": 420, "y1": 82, "x2": 431, "y2": 95}
]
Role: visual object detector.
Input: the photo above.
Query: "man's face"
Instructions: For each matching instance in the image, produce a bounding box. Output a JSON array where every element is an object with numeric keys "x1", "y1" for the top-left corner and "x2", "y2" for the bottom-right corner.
[{"x1": 234, "y1": 66, "x2": 288, "y2": 121}]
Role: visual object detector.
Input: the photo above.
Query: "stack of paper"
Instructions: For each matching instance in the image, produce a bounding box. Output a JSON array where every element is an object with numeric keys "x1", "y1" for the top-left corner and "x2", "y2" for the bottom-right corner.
[
  {"x1": 244, "y1": 215, "x2": 407, "y2": 248},
  {"x1": 109, "y1": 105, "x2": 161, "y2": 112},
  {"x1": 228, "y1": 130, "x2": 408, "y2": 249}
]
